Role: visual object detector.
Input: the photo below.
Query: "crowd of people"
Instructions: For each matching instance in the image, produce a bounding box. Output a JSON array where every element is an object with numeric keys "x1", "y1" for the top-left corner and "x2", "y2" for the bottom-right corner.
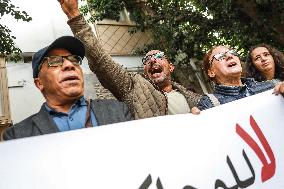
[{"x1": 1, "y1": 0, "x2": 284, "y2": 140}]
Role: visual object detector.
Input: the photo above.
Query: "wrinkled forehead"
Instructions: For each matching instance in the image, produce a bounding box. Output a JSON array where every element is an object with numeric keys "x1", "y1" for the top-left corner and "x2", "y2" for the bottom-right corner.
[
  {"x1": 211, "y1": 46, "x2": 230, "y2": 56},
  {"x1": 47, "y1": 48, "x2": 71, "y2": 56},
  {"x1": 145, "y1": 50, "x2": 162, "y2": 56}
]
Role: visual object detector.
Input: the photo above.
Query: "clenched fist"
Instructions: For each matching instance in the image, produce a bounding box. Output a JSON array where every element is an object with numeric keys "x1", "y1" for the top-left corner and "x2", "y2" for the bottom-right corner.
[{"x1": 58, "y1": 0, "x2": 80, "y2": 19}]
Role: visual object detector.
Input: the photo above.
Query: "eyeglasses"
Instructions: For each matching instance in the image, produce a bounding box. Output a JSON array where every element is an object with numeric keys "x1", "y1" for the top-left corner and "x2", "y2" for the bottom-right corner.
[
  {"x1": 39, "y1": 55, "x2": 82, "y2": 71},
  {"x1": 142, "y1": 51, "x2": 165, "y2": 65},
  {"x1": 209, "y1": 49, "x2": 239, "y2": 67}
]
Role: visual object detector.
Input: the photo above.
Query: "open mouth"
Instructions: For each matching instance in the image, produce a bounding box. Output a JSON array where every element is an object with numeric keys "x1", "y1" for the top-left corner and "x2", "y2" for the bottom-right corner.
[
  {"x1": 149, "y1": 64, "x2": 163, "y2": 76},
  {"x1": 228, "y1": 62, "x2": 237, "y2": 67},
  {"x1": 61, "y1": 75, "x2": 80, "y2": 83}
]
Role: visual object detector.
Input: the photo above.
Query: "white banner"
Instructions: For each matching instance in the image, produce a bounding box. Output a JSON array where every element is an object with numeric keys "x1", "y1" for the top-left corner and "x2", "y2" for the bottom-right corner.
[{"x1": 0, "y1": 90, "x2": 283, "y2": 189}]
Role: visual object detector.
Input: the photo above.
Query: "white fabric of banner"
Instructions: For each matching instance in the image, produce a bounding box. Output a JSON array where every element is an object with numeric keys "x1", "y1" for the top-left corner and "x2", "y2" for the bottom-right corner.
[{"x1": 0, "y1": 90, "x2": 283, "y2": 189}]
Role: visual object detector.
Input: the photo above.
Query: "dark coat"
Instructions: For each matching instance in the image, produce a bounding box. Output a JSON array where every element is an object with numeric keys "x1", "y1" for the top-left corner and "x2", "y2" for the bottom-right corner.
[{"x1": 2, "y1": 99, "x2": 133, "y2": 140}]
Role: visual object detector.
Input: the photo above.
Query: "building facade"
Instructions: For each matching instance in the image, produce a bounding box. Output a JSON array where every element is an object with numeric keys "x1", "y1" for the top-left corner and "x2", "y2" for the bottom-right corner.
[{"x1": 0, "y1": 57, "x2": 12, "y2": 135}]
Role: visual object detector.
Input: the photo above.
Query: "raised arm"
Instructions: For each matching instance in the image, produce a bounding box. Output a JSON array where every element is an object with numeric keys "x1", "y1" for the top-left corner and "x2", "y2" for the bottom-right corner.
[
  {"x1": 58, "y1": 0, "x2": 134, "y2": 101},
  {"x1": 58, "y1": 0, "x2": 80, "y2": 19}
]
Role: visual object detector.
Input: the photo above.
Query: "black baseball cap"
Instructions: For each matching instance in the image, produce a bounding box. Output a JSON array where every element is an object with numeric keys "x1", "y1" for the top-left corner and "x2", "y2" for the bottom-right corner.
[{"x1": 32, "y1": 36, "x2": 85, "y2": 78}]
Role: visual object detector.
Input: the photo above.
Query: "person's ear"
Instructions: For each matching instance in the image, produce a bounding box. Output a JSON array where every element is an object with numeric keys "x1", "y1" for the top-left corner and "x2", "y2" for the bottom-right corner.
[
  {"x1": 169, "y1": 63, "x2": 175, "y2": 73},
  {"x1": 143, "y1": 65, "x2": 149, "y2": 78},
  {"x1": 34, "y1": 78, "x2": 44, "y2": 92},
  {"x1": 207, "y1": 68, "x2": 215, "y2": 78}
]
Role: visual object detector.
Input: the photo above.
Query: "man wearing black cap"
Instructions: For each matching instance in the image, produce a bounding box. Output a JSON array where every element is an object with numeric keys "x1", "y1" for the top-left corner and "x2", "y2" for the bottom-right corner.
[{"x1": 2, "y1": 36, "x2": 133, "y2": 140}]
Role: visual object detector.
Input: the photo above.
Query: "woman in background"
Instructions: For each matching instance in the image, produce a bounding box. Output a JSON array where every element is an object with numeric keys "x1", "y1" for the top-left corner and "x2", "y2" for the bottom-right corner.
[
  {"x1": 246, "y1": 43, "x2": 284, "y2": 84},
  {"x1": 197, "y1": 45, "x2": 274, "y2": 110}
]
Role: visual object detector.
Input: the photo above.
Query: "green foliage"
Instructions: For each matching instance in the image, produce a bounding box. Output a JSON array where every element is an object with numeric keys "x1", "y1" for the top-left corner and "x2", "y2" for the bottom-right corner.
[
  {"x1": 191, "y1": 0, "x2": 284, "y2": 58},
  {"x1": 81, "y1": 0, "x2": 126, "y2": 22},
  {"x1": 0, "y1": 0, "x2": 32, "y2": 61},
  {"x1": 82, "y1": 0, "x2": 284, "y2": 91},
  {"x1": 83, "y1": 0, "x2": 284, "y2": 59}
]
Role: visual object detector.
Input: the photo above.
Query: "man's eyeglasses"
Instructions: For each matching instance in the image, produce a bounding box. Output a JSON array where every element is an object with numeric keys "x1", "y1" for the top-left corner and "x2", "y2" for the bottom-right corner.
[
  {"x1": 209, "y1": 49, "x2": 239, "y2": 67},
  {"x1": 39, "y1": 55, "x2": 82, "y2": 71},
  {"x1": 142, "y1": 51, "x2": 165, "y2": 65}
]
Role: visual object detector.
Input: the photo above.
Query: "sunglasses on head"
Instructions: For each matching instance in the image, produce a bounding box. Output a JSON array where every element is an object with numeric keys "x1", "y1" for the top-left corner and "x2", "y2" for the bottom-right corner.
[
  {"x1": 142, "y1": 51, "x2": 165, "y2": 65},
  {"x1": 209, "y1": 49, "x2": 239, "y2": 67}
]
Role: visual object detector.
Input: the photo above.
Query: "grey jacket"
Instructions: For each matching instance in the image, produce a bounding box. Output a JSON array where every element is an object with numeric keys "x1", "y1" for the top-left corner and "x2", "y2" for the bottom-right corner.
[
  {"x1": 68, "y1": 15, "x2": 201, "y2": 119},
  {"x1": 2, "y1": 99, "x2": 133, "y2": 140}
]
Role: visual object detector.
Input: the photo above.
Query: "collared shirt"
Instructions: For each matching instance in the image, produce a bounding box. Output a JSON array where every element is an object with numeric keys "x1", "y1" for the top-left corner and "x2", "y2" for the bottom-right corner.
[{"x1": 45, "y1": 97, "x2": 98, "y2": 132}]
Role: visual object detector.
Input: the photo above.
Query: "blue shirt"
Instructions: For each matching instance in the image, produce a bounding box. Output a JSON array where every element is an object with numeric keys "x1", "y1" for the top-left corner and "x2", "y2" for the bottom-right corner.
[{"x1": 45, "y1": 97, "x2": 98, "y2": 132}]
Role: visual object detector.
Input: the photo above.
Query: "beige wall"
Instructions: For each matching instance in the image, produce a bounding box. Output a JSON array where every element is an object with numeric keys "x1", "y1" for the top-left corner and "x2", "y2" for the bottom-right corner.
[
  {"x1": 0, "y1": 57, "x2": 12, "y2": 134},
  {"x1": 95, "y1": 21, "x2": 152, "y2": 56}
]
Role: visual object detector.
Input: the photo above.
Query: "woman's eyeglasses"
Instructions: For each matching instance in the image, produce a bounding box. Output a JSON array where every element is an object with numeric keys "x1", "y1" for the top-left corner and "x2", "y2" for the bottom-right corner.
[{"x1": 209, "y1": 49, "x2": 239, "y2": 67}]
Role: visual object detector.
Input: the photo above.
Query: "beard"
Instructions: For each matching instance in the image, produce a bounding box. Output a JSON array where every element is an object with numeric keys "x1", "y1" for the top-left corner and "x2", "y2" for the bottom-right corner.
[{"x1": 150, "y1": 73, "x2": 167, "y2": 85}]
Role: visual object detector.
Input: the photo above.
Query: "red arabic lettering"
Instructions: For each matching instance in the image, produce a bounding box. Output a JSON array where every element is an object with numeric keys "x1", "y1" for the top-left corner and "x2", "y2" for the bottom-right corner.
[{"x1": 236, "y1": 115, "x2": 276, "y2": 182}]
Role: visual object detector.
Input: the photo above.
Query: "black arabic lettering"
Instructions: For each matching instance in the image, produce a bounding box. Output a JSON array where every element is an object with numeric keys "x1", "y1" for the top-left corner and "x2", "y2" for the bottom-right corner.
[
  {"x1": 139, "y1": 174, "x2": 198, "y2": 189},
  {"x1": 139, "y1": 174, "x2": 152, "y2": 189},
  {"x1": 156, "y1": 177, "x2": 164, "y2": 189},
  {"x1": 183, "y1": 185, "x2": 198, "y2": 189},
  {"x1": 215, "y1": 179, "x2": 238, "y2": 189},
  {"x1": 138, "y1": 175, "x2": 165, "y2": 189},
  {"x1": 226, "y1": 150, "x2": 255, "y2": 188},
  {"x1": 215, "y1": 150, "x2": 255, "y2": 189}
]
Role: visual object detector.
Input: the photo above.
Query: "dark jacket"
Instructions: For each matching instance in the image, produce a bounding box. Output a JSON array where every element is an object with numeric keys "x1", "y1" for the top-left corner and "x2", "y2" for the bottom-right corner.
[
  {"x1": 197, "y1": 78, "x2": 274, "y2": 110},
  {"x1": 2, "y1": 99, "x2": 133, "y2": 140}
]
